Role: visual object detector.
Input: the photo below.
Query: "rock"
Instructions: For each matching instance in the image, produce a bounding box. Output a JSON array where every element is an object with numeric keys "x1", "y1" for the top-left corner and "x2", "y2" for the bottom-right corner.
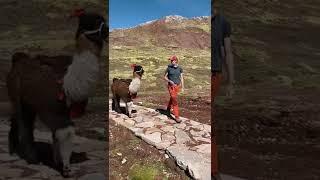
[
  {"x1": 136, "y1": 121, "x2": 154, "y2": 128},
  {"x1": 110, "y1": 117, "x2": 124, "y2": 124},
  {"x1": 190, "y1": 129, "x2": 205, "y2": 137},
  {"x1": 131, "y1": 127, "x2": 143, "y2": 135},
  {"x1": 154, "y1": 120, "x2": 166, "y2": 127},
  {"x1": 189, "y1": 120, "x2": 201, "y2": 126},
  {"x1": 133, "y1": 116, "x2": 144, "y2": 123},
  {"x1": 88, "y1": 150, "x2": 105, "y2": 159},
  {"x1": 138, "y1": 132, "x2": 162, "y2": 146},
  {"x1": 274, "y1": 75, "x2": 292, "y2": 86},
  {"x1": 79, "y1": 173, "x2": 105, "y2": 180},
  {"x1": 145, "y1": 108, "x2": 156, "y2": 113},
  {"x1": 28, "y1": 164, "x2": 61, "y2": 176},
  {"x1": 145, "y1": 127, "x2": 162, "y2": 134},
  {"x1": 0, "y1": 145, "x2": 9, "y2": 153},
  {"x1": 193, "y1": 137, "x2": 211, "y2": 143},
  {"x1": 194, "y1": 144, "x2": 211, "y2": 154},
  {"x1": 203, "y1": 124, "x2": 211, "y2": 133},
  {"x1": 193, "y1": 124, "x2": 204, "y2": 131},
  {"x1": 0, "y1": 124, "x2": 10, "y2": 132},
  {"x1": 116, "y1": 153, "x2": 122, "y2": 156},
  {"x1": 156, "y1": 115, "x2": 168, "y2": 121},
  {"x1": 185, "y1": 126, "x2": 191, "y2": 131},
  {"x1": 92, "y1": 128, "x2": 105, "y2": 136},
  {"x1": 0, "y1": 166, "x2": 24, "y2": 178},
  {"x1": 161, "y1": 133, "x2": 176, "y2": 143},
  {"x1": 166, "y1": 145, "x2": 211, "y2": 180},
  {"x1": 160, "y1": 126, "x2": 175, "y2": 133},
  {"x1": 155, "y1": 141, "x2": 172, "y2": 150},
  {"x1": 175, "y1": 129, "x2": 191, "y2": 144},
  {"x1": 0, "y1": 137, "x2": 7, "y2": 143},
  {"x1": 121, "y1": 158, "x2": 127, "y2": 164},
  {"x1": 203, "y1": 132, "x2": 211, "y2": 138},
  {"x1": 298, "y1": 62, "x2": 317, "y2": 73},
  {"x1": 174, "y1": 123, "x2": 186, "y2": 130},
  {"x1": 124, "y1": 119, "x2": 136, "y2": 126},
  {"x1": 0, "y1": 153, "x2": 19, "y2": 161}
]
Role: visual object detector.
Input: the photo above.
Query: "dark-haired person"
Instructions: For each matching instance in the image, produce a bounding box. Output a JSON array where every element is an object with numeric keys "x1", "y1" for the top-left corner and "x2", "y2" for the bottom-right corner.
[{"x1": 164, "y1": 55, "x2": 184, "y2": 123}]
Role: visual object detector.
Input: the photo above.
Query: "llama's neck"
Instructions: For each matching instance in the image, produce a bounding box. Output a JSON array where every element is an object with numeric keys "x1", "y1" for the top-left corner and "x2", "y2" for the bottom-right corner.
[
  {"x1": 63, "y1": 50, "x2": 100, "y2": 102},
  {"x1": 129, "y1": 77, "x2": 141, "y2": 94}
]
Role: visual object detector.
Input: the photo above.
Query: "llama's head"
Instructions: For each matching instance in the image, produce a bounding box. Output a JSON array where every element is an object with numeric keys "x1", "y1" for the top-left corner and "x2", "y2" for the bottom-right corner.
[
  {"x1": 71, "y1": 8, "x2": 107, "y2": 52},
  {"x1": 131, "y1": 64, "x2": 144, "y2": 78}
]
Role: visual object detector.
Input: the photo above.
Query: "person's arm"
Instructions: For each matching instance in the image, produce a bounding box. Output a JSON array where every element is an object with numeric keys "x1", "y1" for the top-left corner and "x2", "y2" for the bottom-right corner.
[
  {"x1": 164, "y1": 72, "x2": 174, "y2": 85},
  {"x1": 180, "y1": 73, "x2": 184, "y2": 91},
  {"x1": 224, "y1": 37, "x2": 234, "y2": 85},
  {"x1": 223, "y1": 20, "x2": 235, "y2": 98}
]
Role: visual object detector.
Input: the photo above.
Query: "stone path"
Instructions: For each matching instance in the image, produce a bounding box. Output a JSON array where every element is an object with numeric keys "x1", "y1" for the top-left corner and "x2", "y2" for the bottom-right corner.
[
  {"x1": 109, "y1": 100, "x2": 212, "y2": 180},
  {"x1": 0, "y1": 116, "x2": 106, "y2": 180}
]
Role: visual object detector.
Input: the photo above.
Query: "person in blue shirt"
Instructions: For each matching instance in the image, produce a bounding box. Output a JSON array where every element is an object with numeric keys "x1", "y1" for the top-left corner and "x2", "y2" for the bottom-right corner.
[{"x1": 164, "y1": 55, "x2": 184, "y2": 123}]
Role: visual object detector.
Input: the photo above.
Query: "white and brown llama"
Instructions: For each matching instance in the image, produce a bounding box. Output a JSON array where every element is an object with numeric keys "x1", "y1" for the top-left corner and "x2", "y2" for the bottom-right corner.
[
  {"x1": 6, "y1": 9, "x2": 107, "y2": 177},
  {"x1": 111, "y1": 64, "x2": 144, "y2": 118}
]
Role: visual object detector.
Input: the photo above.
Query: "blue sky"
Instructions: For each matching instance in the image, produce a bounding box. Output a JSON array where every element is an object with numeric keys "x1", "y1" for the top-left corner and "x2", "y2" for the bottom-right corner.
[{"x1": 110, "y1": 0, "x2": 211, "y2": 29}]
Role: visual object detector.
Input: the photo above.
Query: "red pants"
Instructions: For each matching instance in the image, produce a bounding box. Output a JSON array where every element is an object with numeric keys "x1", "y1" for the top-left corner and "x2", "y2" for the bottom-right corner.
[
  {"x1": 211, "y1": 72, "x2": 223, "y2": 176},
  {"x1": 167, "y1": 84, "x2": 180, "y2": 118}
]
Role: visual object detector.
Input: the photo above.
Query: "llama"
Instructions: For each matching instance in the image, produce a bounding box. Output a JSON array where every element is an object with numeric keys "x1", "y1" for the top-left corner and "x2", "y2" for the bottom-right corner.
[
  {"x1": 111, "y1": 65, "x2": 144, "y2": 118},
  {"x1": 6, "y1": 9, "x2": 107, "y2": 177}
]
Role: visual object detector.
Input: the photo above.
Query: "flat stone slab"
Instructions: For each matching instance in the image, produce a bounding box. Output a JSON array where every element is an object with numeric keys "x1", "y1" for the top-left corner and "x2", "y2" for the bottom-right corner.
[
  {"x1": 167, "y1": 145, "x2": 211, "y2": 180},
  {"x1": 175, "y1": 129, "x2": 192, "y2": 144},
  {"x1": 0, "y1": 114, "x2": 106, "y2": 180},
  {"x1": 0, "y1": 165, "x2": 24, "y2": 178},
  {"x1": 0, "y1": 153, "x2": 19, "y2": 161},
  {"x1": 109, "y1": 99, "x2": 211, "y2": 180}
]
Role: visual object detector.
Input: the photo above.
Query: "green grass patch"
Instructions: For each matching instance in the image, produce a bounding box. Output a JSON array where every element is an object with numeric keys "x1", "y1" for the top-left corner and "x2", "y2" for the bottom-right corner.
[
  {"x1": 109, "y1": 46, "x2": 210, "y2": 93},
  {"x1": 128, "y1": 163, "x2": 166, "y2": 180}
]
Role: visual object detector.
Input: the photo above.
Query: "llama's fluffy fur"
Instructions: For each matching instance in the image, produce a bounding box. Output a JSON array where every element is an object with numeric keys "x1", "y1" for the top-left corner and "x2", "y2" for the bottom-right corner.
[
  {"x1": 63, "y1": 51, "x2": 99, "y2": 103},
  {"x1": 128, "y1": 77, "x2": 141, "y2": 94}
]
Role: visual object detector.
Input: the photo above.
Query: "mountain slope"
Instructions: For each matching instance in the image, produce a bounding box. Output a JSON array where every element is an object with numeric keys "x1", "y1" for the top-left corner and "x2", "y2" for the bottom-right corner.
[{"x1": 110, "y1": 15, "x2": 210, "y2": 49}]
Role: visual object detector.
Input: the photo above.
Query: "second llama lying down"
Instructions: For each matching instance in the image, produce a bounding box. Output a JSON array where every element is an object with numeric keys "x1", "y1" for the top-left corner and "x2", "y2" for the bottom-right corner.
[{"x1": 111, "y1": 64, "x2": 144, "y2": 117}]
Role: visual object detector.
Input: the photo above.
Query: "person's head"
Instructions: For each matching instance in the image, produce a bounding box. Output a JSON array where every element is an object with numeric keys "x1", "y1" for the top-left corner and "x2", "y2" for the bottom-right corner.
[
  {"x1": 131, "y1": 64, "x2": 144, "y2": 78},
  {"x1": 213, "y1": 1, "x2": 221, "y2": 17},
  {"x1": 169, "y1": 55, "x2": 178, "y2": 66}
]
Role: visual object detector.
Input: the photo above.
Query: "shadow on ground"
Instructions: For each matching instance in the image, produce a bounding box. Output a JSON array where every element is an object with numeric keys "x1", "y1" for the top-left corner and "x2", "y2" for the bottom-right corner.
[
  {"x1": 17, "y1": 142, "x2": 89, "y2": 175},
  {"x1": 155, "y1": 108, "x2": 175, "y2": 120}
]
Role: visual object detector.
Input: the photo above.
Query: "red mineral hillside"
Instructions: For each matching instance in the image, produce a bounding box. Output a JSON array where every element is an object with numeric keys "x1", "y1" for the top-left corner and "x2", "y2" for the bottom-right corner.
[{"x1": 110, "y1": 15, "x2": 211, "y2": 49}]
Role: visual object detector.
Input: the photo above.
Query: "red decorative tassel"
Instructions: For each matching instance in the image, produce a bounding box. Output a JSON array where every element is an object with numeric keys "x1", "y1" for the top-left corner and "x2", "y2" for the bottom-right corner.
[{"x1": 130, "y1": 64, "x2": 137, "y2": 69}]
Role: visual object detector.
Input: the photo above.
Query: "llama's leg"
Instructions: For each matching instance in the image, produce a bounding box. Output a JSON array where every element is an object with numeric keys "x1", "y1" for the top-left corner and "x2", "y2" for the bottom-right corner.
[
  {"x1": 125, "y1": 101, "x2": 129, "y2": 117},
  {"x1": 111, "y1": 97, "x2": 115, "y2": 111},
  {"x1": 54, "y1": 126, "x2": 75, "y2": 177},
  {"x1": 9, "y1": 115, "x2": 19, "y2": 155},
  {"x1": 114, "y1": 96, "x2": 121, "y2": 113},
  {"x1": 17, "y1": 104, "x2": 38, "y2": 163},
  {"x1": 126, "y1": 101, "x2": 133, "y2": 118}
]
